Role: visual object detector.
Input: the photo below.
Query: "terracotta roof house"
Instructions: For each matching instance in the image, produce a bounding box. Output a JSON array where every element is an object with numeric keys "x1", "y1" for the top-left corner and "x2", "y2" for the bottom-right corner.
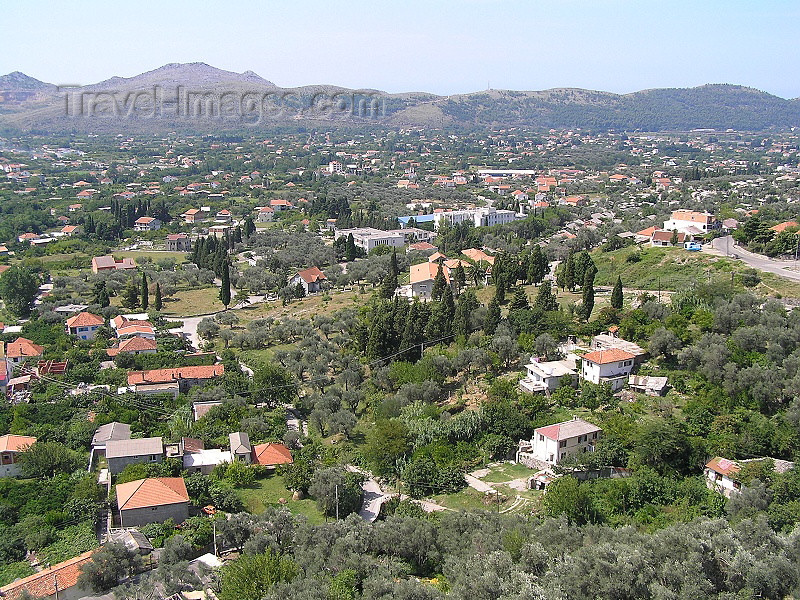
[
  {"x1": 91, "y1": 255, "x2": 137, "y2": 274},
  {"x1": 517, "y1": 417, "x2": 601, "y2": 466},
  {"x1": 705, "y1": 456, "x2": 795, "y2": 498},
  {"x1": 0, "y1": 434, "x2": 36, "y2": 477},
  {"x1": 409, "y1": 262, "x2": 450, "y2": 299},
  {"x1": 106, "y1": 437, "x2": 164, "y2": 474},
  {"x1": 461, "y1": 248, "x2": 495, "y2": 265},
  {"x1": 771, "y1": 221, "x2": 799, "y2": 233},
  {"x1": 252, "y1": 442, "x2": 293, "y2": 467},
  {"x1": 134, "y1": 216, "x2": 162, "y2": 231},
  {"x1": 6, "y1": 337, "x2": 44, "y2": 365},
  {"x1": 127, "y1": 365, "x2": 224, "y2": 395},
  {"x1": 290, "y1": 267, "x2": 327, "y2": 294},
  {"x1": 0, "y1": 549, "x2": 96, "y2": 600},
  {"x1": 116, "y1": 477, "x2": 190, "y2": 527},
  {"x1": 65, "y1": 311, "x2": 104, "y2": 340},
  {"x1": 651, "y1": 229, "x2": 687, "y2": 247},
  {"x1": 107, "y1": 336, "x2": 158, "y2": 357},
  {"x1": 580, "y1": 348, "x2": 636, "y2": 391},
  {"x1": 165, "y1": 233, "x2": 191, "y2": 252}
]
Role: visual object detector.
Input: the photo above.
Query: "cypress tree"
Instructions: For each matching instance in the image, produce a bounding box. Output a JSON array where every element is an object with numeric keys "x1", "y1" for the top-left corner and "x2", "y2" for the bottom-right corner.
[
  {"x1": 431, "y1": 264, "x2": 447, "y2": 301},
  {"x1": 611, "y1": 276, "x2": 623, "y2": 310},
  {"x1": 220, "y1": 261, "x2": 231, "y2": 308},
  {"x1": 154, "y1": 282, "x2": 163, "y2": 311},
  {"x1": 509, "y1": 288, "x2": 530, "y2": 311},
  {"x1": 140, "y1": 272, "x2": 149, "y2": 310},
  {"x1": 485, "y1": 291, "x2": 502, "y2": 334},
  {"x1": 564, "y1": 251, "x2": 576, "y2": 291},
  {"x1": 534, "y1": 280, "x2": 558, "y2": 312},
  {"x1": 580, "y1": 266, "x2": 597, "y2": 321}
]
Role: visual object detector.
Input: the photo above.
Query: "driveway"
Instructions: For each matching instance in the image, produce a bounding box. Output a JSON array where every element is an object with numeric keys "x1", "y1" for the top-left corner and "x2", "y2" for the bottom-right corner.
[{"x1": 710, "y1": 236, "x2": 800, "y2": 282}]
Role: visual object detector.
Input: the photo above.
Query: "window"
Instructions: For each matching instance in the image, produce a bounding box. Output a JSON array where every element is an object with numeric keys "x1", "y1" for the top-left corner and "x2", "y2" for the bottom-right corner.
[
  {"x1": 592, "y1": 432, "x2": 598, "y2": 439},
  {"x1": 559, "y1": 440, "x2": 567, "y2": 448},
  {"x1": 733, "y1": 481, "x2": 741, "y2": 490},
  {"x1": 538, "y1": 434, "x2": 544, "y2": 442},
  {"x1": 549, "y1": 454, "x2": 554, "y2": 462},
  {"x1": 560, "y1": 452, "x2": 566, "y2": 460}
]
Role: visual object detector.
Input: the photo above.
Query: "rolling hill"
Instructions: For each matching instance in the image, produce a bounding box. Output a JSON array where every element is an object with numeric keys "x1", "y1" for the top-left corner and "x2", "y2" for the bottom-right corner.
[{"x1": 0, "y1": 62, "x2": 798, "y2": 133}]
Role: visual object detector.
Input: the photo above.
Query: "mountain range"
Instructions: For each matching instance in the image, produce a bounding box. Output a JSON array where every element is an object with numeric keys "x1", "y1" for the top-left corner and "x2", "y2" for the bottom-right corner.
[{"x1": 0, "y1": 62, "x2": 798, "y2": 133}]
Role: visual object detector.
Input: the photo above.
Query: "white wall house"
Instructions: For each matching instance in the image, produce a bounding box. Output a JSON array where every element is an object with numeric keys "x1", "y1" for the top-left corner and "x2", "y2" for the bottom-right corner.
[
  {"x1": 517, "y1": 417, "x2": 601, "y2": 466},
  {"x1": 519, "y1": 358, "x2": 576, "y2": 394},
  {"x1": 335, "y1": 227, "x2": 406, "y2": 252},
  {"x1": 432, "y1": 207, "x2": 516, "y2": 231},
  {"x1": 580, "y1": 348, "x2": 635, "y2": 391},
  {"x1": 704, "y1": 457, "x2": 742, "y2": 498},
  {"x1": 663, "y1": 210, "x2": 715, "y2": 234}
]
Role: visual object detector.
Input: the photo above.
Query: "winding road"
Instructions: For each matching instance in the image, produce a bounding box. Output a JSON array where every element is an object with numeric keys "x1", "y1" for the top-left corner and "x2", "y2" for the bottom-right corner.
[{"x1": 708, "y1": 235, "x2": 800, "y2": 283}]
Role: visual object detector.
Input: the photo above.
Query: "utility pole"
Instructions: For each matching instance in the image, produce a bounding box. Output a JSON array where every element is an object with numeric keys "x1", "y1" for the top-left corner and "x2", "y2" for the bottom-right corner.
[
  {"x1": 335, "y1": 484, "x2": 339, "y2": 521},
  {"x1": 212, "y1": 518, "x2": 218, "y2": 557}
]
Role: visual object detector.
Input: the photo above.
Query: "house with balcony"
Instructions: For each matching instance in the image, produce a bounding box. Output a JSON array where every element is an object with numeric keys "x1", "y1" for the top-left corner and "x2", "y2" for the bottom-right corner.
[
  {"x1": 580, "y1": 348, "x2": 635, "y2": 391},
  {"x1": 65, "y1": 311, "x2": 104, "y2": 340},
  {"x1": 517, "y1": 417, "x2": 601, "y2": 466}
]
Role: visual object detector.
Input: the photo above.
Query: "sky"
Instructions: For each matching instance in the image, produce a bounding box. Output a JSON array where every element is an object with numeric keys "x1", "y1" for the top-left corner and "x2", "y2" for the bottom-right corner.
[{"x1": 2, "y1": 0, "x2": 799, "y2": 98}]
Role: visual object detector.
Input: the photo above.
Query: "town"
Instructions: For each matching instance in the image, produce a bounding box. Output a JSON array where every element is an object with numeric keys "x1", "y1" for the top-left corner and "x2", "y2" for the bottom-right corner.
[{"x1": 1, "y1": 119, "x2": 800, "y2": 597}]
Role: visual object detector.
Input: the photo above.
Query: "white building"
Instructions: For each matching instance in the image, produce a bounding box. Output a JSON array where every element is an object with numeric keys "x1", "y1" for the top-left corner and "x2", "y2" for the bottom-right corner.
[
  {"x1": 432, "y1": 207, "x2": 516, "y2": 231},
  {"x1": 662, "y1": 210, "x2": 715, "y2": 235},
  {"x1": 335, "y1": 227, "x2": 406, "y2": 252},
  {"x1": 705, "y1": 456, "x2": 795, "y2": 498},
  {"x1": 517, "y1": 417, "x2": 601, "y2": 466},
  {"x1": 580, "y1": 348, "x2": 635, "y2": 391},
  {"x1": 519, "y1": 358, "x2": 576, "y2": 394}
]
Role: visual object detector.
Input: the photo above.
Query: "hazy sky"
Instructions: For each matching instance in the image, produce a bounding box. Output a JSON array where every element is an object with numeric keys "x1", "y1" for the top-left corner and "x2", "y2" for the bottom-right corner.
[{"x1": 3, "y1": 0, "x2": 798, "y2": 98}]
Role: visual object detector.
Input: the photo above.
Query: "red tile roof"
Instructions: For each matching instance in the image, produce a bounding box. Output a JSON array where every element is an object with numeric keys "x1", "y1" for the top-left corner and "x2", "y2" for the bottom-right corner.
[
  {"x1": 296, "y1": 266, "x2": 327, "y2": 284},
  {"x1": 705, "y1": 456, "x2": 741, "y2": 477},
  {"x1": 0, "y1": 434, "x2": 37, "y2": 452},
  {"x1": 116, "y1": 477, "x2": 189, "y2": 510},
  {"x1": 65, "y1": 311, "x2": 104, "y2": 328},
  {"x1": 771, "y1": 221, "x2": 799, "y2": 233},
  {"x1": 127, "y1": 364, "x2": 224, "y2": 386},
  {"x1": 581, "y1": 348, "x2": 635, "y2": 365},
  {"x1": 107, "y1": 336, "x2": 158, "y2": 356},
  {"x1": 252, "y1": 443, "x2": 293, "y2": 466},
  {"x1": 535, "y1": 418, "x2": 602, "y2": 441},
  {"x1": 6, "y1": 337, "x2": 44, "y2": 359},
  {"x1": 0, "y1": 550, "x2": 96, "y2": 600}
]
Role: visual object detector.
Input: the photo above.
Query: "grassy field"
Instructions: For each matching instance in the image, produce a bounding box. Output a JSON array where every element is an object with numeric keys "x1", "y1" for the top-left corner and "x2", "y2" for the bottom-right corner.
[
  {"x1": 114, "y1": 250, "x2": 189, "y2": 264},
  {"x1": 592, "y1": 245, "x2": 800, "y2": 298},
  {"x1": 234, "y1": 289, "x2": 363, "y2": 325},
  {"x1": 239, "y1": 474, "x2": 325, "y2": 524},
  {"x1": 479, "y1": 462, "x2": 537, "y2": 483},
  {"x1": 159, "y1": 286, "x2": 223, "y2": 316}
]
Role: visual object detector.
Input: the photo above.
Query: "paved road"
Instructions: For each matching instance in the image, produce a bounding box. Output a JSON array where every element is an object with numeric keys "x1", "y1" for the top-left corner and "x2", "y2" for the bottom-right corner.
[
  {"x1": 346, "y1": 465, "x2": 390, "y2": 522},
  {"x1": 710, "y1": 236, "x2": 800, "y2": 282},
  {"x1": 465, "y1": 473, "x2": 494, "y2": 493}
]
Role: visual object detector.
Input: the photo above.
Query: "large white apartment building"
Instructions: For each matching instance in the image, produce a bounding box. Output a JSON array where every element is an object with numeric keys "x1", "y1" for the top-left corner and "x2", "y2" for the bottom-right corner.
[
  {"x1": 432, "y1": 207, "x2": 517, "y2": 230},
  {"x1": 334, "y1": 227, "x2": 406, "y2": 252}
]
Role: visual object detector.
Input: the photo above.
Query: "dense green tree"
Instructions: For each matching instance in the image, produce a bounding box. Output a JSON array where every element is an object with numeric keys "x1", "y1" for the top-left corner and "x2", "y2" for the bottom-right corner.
[
  {"x1": 509, "y1": 288, "x2": 530, "y2": 311},
  {"x1": 542, "y1": 476, "x2": 597, "y2": 524},
  {"x1": 579, "y1": 266, "x2": 596, "y2": 320},
  {"x1": 431, "y1": 264, "x2": 447, "y2": 301},
  {"x1": 363, "y1": 419, "x2": 411, "y2": 478},
  {"x1": 78, "y1": 542, "x2": 142, "y2": 592},
  {"x1": 527, "y1": 246, "x2": 548, "y2": 285},
  {"x1": 484, "y1": 291, "x2": 502, "y2": 335},
  {"x1": 309, "y1": 466, "x2": 364, "y2": 519},
  {"x1": 219, "y1": 550, "x2": 298, "y2": 600},
  {"x1": 611, "y1": 276, "x2": 624, "y2": 310},
  {"x1": 0, "y1": 266, "x2": 39, "y2": 317},
  {"x1": 453, "y1": 288, "x2": 479, "y2": 338},
  {"x1": 220, "y1": 261, "x2": 231, "y2": 308},
  {"x1": 140, "y1": 272, "x2": 149, "y2": 311},
  {"x1": 534, "y1": 280, "x2": 558, "y2": 312},
  {"x1": 122, "y1": 278, "x2": 140, "y2": 309},
  {"x1": 154, "y1": 282, "x2": 163, "y2": 311},
  {"x1": 17, "y1": 441, "x2": 83, "y2": 479}
]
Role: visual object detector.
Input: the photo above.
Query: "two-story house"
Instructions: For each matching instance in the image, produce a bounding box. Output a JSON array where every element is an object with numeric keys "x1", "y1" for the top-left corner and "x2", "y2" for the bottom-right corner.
[
  {"x1": 517, "y1": 417, "x2": 601, "y2": 466},
  {"x1": 580, "y1": 348, "x2": 635, "y2": 391},
  {"x1": 65, "y1": 311, "x2": 104, "y2": 340}
]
